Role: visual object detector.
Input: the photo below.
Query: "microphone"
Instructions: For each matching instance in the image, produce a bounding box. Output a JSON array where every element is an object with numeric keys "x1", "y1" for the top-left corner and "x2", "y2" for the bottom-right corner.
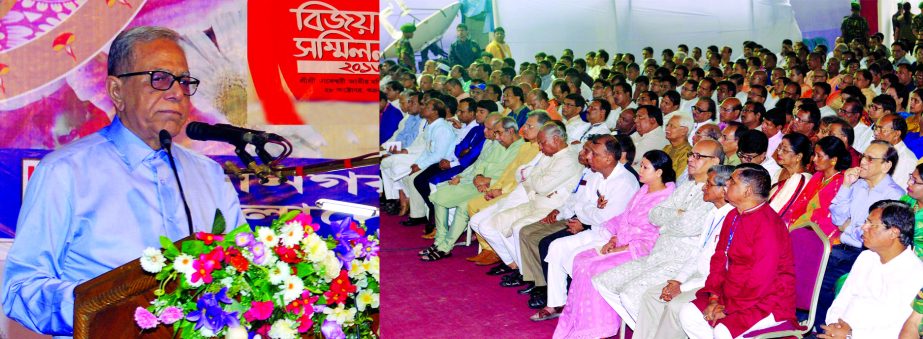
[
  {"x1": 186, "y1": 122, "x2": 276, "y2": 147},
  {"x1": 160, "y1": 130, "x2": 195, "y2": 237}
]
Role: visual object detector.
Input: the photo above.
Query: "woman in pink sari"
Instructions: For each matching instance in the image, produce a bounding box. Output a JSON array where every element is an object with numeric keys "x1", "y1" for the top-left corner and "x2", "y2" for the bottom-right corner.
[
  {"x1": 783, "y1": 136, "x2": 851, "y2": 240},
  {"x1": 545, "y1": 150, "x2": 676, "y2": 338}
]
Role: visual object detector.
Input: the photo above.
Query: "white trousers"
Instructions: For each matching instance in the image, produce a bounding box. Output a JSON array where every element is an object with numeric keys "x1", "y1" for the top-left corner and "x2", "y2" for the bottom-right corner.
[
  {"x1": 633, "y1": 285, "x2": 699, "y2": 339},
  {"x1": 401, "y1": 171, "x2": 428, "y2": 218},
  {"x1": 380, "y1": 154, "x2": 416, "y2": 199},
  {"x1": 545, "y1": 230, "x2": 607, "y2": 307},
  {"x1": 678, "y1": 302, "x2": 782, "y2": 339}
]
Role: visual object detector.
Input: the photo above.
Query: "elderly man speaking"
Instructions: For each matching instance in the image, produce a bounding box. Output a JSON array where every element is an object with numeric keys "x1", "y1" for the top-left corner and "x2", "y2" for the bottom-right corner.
[{"x1": 2, "y1": 26, "x2": 245, "y2": 337}]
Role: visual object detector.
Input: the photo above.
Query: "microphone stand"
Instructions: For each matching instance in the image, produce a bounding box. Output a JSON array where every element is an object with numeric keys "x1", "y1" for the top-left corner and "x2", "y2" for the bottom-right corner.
[{"x1": 159, "y1": 130, "x2": 195, "y2": 237}]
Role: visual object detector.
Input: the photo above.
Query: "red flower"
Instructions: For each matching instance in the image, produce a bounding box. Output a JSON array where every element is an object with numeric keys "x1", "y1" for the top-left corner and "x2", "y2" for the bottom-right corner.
[
  {"x1": 329, "y1": 270, "x2": 357, "y2": 294},
  {"x1": 297, "y1": 313, "x2": 313, "y2": 333},
  {"x1": 286, "y1": 291, "x2": 319, "y2": 315},
  {"x1": 195, "y1": 232, "x2": 224, "y2": 245},
  {"x1": 349, "y1": 221, "x2": 366, "y2": 237},
  {"x1": 275, "y1": 244, "x2": 302, "y2": 264},
  {"x1": 324, "y1": 289, "x2": 348, "y2": 305},
  {"x1": 256, "y1": 323, "x2": 271, "y2": 337},
  {"x1": 225, "y1": 248, "x2": 249, "y2": 272}
]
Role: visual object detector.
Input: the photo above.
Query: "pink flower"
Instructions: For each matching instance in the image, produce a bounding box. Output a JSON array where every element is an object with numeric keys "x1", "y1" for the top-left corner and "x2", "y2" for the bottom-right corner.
[
  {"x1": 134, "y1": 307, "x2": 159, "y2": 329},
  {"x1": 294, "y1": 213, "x2": 319, "y2": 232},
  {"x1": 243, "y1": 300, "x2": 274, "y2": 322},
  {"x1": 297, "y1": 313, "x2": 313, "y2": 333},
  {"x1": 195, "y1": 232, "x2": 224, "y2": 245},
  {"x1": 191, "y1": 258, "x2": 217, "y2": 283},
  {"x1": 158, "y1": 306, "x2": 184, "y2": 325}
]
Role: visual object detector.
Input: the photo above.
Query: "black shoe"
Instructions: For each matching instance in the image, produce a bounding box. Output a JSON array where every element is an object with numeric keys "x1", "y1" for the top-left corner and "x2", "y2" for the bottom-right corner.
[
  {"x1": 400, "y1": 217, "x2": 428, "y2": 226},
  {"x1": 529, "y1": 286, "x2": 547, "y2": 298},
  {"x1": 528, "y1": 291, "x2": 547, "y2": 309},
  {"x1": 500, "y1": 271, "x2": 519, "y2": 282},
  {"x1": 500, "y1": 273, "x2": 526, "y2": 287},
  {"x1": 486, "y1": 263, "x2": 512, "y2": 276},
  {"x1": 423, "y1": 223, "x2": 435, "y2": 234},
  {"x1": 517, "y1": 281, "x2": 537, "y2": 294},
  {"x1": 383, "y1": 202, "x2": 399, "y2": 215}
]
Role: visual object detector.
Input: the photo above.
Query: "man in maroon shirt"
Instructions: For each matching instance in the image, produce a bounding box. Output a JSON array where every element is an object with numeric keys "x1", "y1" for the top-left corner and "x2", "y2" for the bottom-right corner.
[{"x1": 678, "y1": 163, "x2": 796, "y2": 338}]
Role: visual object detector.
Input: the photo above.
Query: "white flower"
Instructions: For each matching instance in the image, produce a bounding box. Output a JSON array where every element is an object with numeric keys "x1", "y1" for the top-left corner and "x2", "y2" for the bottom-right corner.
[
  {"x1": 348, "y1": 260, "x2": 366, "y2": 278},
  {"x1": 364, "y1": 256, "x2": 380, "y2": 281},
  {"x1": 323, "y1": 254, "x2": 342, "y2": 281},
  {"x1": 281, "y1": 275, "x2": 305, "y2": 304},
  {"x1": 220, "y1": 277, "x2": 234, "y2": 289},
  {"x1": 323, "y1": 304, "x2": 357, "y2": 325},
  {"x1": 356, "y1": 290, "x2": 379, "y2": 312},
  {"x1": 268, "y1": 262, "x2": 291, "y2": 285},
  {"x1": 303, "y1": 233, "x2": 328, "y2": 263},
  {"x1": 257, "y1": 227, "x2": 279, "y2": 247},
  {"x1": 354, "y1": 275, "x2": 369, "y2": 289},
  {"x1": 268, "y1": 318, "x2": 298, "y2": 339},
  {"x1": 184, "y1": 271, "x2": 203, "y2": 288},
  {"x1": 172, "y1": 254, "x2": 195, "y2": 275},
  {"x1": 279, "y1": 220, "x2": 305, "y2": 247},
  {"x1": 140, "y1": 247, "x2": 166, "y2": 273}
]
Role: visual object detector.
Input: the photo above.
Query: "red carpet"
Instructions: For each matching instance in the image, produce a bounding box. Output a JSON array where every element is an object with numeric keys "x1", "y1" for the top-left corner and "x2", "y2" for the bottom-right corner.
[{"x1": 380, "y1": 212, "x2": 559, "y2": 338}]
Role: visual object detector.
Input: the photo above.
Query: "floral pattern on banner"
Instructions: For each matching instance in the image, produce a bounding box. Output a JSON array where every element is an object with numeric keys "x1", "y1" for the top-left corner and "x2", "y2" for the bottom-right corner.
[{"x1": 1, "y1": 0, "x2": 84, "y2": 52}]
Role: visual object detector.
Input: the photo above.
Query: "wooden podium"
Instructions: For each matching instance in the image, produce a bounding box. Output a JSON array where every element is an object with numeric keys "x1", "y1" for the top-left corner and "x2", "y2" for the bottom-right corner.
[{"x1": 72, "y1": 236, "x2": 191, "y2": 339}]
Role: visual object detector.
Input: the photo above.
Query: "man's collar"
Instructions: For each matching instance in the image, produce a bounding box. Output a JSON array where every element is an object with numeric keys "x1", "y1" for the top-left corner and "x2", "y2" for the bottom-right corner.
[{"x1": 101, "y1": 115, "x2": 161, "y2": 170}]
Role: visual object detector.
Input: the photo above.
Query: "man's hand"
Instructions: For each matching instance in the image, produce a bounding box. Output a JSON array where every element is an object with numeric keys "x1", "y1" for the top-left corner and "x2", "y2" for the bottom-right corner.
[
  {"x1": 389, "y1": 146, "x2": 408, "y2": 154},
  {"x1": 410, "y1": 164, "x2": 421, "y2": 174},
  {"x1": 449, "y1": 118, "x2": 462, "y2": 129},
  {"x1": 843, "y1": 167, "x2": 860, "y2": 187},
  {"x1": 597, "y1": 191, "x2": 608, "y2": 209},
  {"x1": 660, "y1": 280, "x2": 682, "y2": 301},
  {"x1": 703, "y1": 299, "x2": 726, "y2": 326},
  {"x1": 439, "y1": 159, "x2": 452, "y2": 170},
  {"x1": 818, "y1": 319, "x2": 852, "y2": 339},
  {"x1": 484, "y1": 188, "x2": 502, "y2": 200},
  {"x1": 541, "y1": 210, "x2": 560, "y2": 224},
  {"x1": 448, "y1": 176, "x2": 461, "y2": 185},
  {"x1": 473, "y1": 176, "x2": 491, "y2": 191},
  {"x1": 566, "y1": 218, "x2": 585, "y2": 234}
]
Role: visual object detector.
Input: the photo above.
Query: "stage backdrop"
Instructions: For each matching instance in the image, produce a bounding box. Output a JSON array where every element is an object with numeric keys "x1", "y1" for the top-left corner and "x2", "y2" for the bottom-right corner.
[
  {"x1": 0, "y1": 1, "x2": 380, "y2": 337},
  {"x1": 0, "y1": 0, "x2": 381, "y2": 237}
]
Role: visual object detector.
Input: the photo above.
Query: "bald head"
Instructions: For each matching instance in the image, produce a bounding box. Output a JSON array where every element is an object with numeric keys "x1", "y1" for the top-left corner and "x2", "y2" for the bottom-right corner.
[{"x1": 719, "y1": 97, "x2": 743, "y2": 123}]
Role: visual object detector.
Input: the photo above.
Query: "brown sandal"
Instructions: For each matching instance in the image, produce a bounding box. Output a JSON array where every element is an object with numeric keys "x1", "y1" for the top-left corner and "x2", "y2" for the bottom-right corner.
[{"x1": 529, "y1": 307, "x2": 560, "y2": 321}]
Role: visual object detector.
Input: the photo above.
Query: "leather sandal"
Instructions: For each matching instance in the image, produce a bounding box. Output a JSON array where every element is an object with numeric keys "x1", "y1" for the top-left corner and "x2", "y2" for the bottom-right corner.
[
  {"x1": 420, "y1": 250, "x2": 451, "y2": 262},
  {"x1": 529, "y1": 307, "x2": 561, "y2": 321}
]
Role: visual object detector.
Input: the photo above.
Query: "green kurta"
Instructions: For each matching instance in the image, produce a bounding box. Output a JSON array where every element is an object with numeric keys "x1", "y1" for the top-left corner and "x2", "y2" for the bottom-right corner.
[
  {"x1": 899, "y1": 194, "x2": 923, "y2": 260},
  {"x1": 430, "y1": 138, "x2": 526, "y2": 252}
]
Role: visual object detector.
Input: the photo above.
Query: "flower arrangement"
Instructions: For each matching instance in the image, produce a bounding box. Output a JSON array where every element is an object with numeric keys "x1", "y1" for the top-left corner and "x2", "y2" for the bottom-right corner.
[{"x1": 134, "y1": 210, "x2": 379, "y2": 339}]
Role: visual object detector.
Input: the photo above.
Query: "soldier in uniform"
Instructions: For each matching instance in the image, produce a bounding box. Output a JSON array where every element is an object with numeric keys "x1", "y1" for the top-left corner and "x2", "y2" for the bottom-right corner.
[
  {"x1": 449, "y1": 23, "x2": 481, "y2": 68},
  {"x1": 841, "y1": 2, "x2": 869, "y2": 45},
  {"x1": 914, "y1": 2, "x2": 923, "y2": 44},
  {"x1": 398, "y1": 23, "x2": 416, "y2": 73}
]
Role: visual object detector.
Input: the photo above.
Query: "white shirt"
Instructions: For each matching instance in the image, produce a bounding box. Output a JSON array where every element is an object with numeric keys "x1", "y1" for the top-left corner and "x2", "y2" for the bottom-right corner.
[
  {"x1": 688, "y1": 119, "x2": 717, "y2": 145},
  {"x1": 564, "y1": 115, "x2": 590, "y2": 144},
  {"x1": 557, "y1": 164, "x2": 640, "y2": 227},
  {"x1": 761, "y1": 157, "x2": 782, "y2": 185},
  {"x1": 819, "y1": 105, "x2": 836, "y2": 118},
  {"x1": 453, "y1": 121, "x2": 478, "y2": 144},
  {"x1": 894, "y1": 141, "x2": 918, "y2": 186},
  {"x1": 672, "y1": 203, "x2": 735, "y2": 292},
  {"x1": 630, "y1": 126, "x2": 668, "y2": 167},
  {"x1": 679, "y1": 99, "x2": 696, "y2": 113},
  {"x1": 573, "y1": 123, "x2": 611, "y2": 143},
  {"x1": 853, "y1": 122, "x2": 873, "y2": 152},
  {"x1": 766, "y1": 131, "x2": 783, "y2": 159},
  {"x1": 826, "y1": 248, "x2": 923, "y2": 338}
]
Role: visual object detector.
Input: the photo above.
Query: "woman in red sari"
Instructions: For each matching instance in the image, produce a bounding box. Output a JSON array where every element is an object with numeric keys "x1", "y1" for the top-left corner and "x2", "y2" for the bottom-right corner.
[
  {"x1": 783, "y1": 136, "x2": 852, "y2": 240},
  {"x1": 769, "y1": 133, "x2": 813, "y2": 218}
]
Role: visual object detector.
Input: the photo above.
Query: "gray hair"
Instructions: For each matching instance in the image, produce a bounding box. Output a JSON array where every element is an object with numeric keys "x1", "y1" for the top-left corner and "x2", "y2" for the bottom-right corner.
[
  {"x1": 108, "y1": 26, "x2": 182, "y2": 75},
  {"x1": 540, "y1": 120, "x2": 567, "y2": 142},
  {"x1": 499, "y1": 116, "x2": 519, "y2": 133},
  {"x1": 528, "y1": 110, "x2": 552, "y2": 125},
  {"x1": 708, "y1": 165, "x2": 735, "y2": 186},
  {"x1": 485, "y1": 112, "x2": 504, "y2": 128}
]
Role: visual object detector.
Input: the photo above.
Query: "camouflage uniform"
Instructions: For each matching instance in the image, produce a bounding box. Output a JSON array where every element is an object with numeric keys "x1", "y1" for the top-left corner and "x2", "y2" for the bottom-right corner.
[
  {"x1": 397, "y1": 38, "x2": 415, "y2": 73},
  {"x1": 841, "y1": 13, "x2": 869, "y2": 45},
  {"x1": 914, "y1": 13, "x2": 923, "y2": 43}
]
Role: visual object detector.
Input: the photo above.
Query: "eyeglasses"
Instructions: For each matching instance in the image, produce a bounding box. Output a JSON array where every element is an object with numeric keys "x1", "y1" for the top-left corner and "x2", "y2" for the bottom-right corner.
[
  {"x1": 869, "y1": 104, "x2": 884, "y2": 111},
  {"x1": 116, "y1": 70, "x2": 200, "y2": 96},
  {"x1": 737, "y1": 151, "x2": 761, "y2": 162},
  {"x1": 909, "y1": 174, "x2": 923, "y2": 185},
  {"x1": 862, "y1": 154, "x2": 886, "y2": 163},
  {"x1": 688, "y1": 152, "x2": 717, "y2": 160},
  {"x1": 793, "y1": 115, "x2": 812, "y2": 123},
  {"x1": 873, "y1": 125, "x2": 893, "y2": 133},
  {"x1": 692, "y1": 106, "x2": 710, "y2": 113}
]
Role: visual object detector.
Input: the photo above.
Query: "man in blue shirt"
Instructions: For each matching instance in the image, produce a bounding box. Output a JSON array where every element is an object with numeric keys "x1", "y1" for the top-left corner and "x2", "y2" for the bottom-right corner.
[
  {"x1": 817, "y1": 140, "x2": 905, "y2": 331},
  {"x1": 397, "y1": 98, "x2": 456, "y2": 227},
  {"x1": 380, "y1": 90, "x2": 403, "y2": 144},
  {"x1": 1, "y1": 26, "x2": 245, "y2": 337}
]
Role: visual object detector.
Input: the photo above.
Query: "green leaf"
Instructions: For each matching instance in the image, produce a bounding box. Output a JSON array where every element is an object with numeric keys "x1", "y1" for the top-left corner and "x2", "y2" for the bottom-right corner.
[
  {"x1": 160, "y1": 236, "x2": 180, "y2": 258},
  {"x1": 211, "y1": 209, "x2": 226, "y2": 234},
  {"x1": 279, "y1": 209, "x2": 301, "y2": 223},
  {"x1": 295, "y1": 263, "x2": 314, "y2": 278},
  {"x1": 181, "y1": 240, "x2": 207, "y2": 256},
  {"x1": 154, "y1": 266, "x2": 173, "y2": 280}
]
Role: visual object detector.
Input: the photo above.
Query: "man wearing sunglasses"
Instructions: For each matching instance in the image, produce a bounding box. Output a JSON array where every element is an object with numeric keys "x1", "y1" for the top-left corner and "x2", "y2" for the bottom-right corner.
[{"x1": 2, "y1": 26, "x2": 245, "y2": 336}]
